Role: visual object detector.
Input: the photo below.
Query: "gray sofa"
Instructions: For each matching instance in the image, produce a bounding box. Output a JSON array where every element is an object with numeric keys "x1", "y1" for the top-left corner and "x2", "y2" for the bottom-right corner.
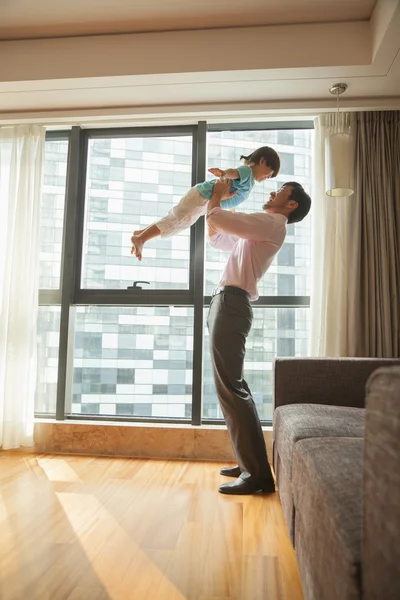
[{"x1": 272, "y1": 358, "x2": 400, "y2": 600}]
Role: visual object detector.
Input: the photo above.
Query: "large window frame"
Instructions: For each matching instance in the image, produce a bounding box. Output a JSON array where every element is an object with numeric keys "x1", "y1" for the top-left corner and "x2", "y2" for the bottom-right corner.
[{"x1": 38, "y1": 120, "x2": 313, "y2": 425}]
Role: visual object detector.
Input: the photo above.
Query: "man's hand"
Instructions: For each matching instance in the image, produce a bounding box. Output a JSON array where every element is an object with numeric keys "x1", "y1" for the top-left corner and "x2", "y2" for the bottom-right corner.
[
  {"x1": 209, "y1": 179, "x2": 237, "y2": 209},
  {"x1": 206, "y1": 180, "x2": 237, "y2": 238}
]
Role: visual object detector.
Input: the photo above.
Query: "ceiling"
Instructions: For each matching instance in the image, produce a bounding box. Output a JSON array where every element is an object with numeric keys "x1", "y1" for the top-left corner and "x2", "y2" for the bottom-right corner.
[
  {"x1": 0, "y1": 0, "x2": 399, "y2": 123},
  {"x1": 0, "y1": 0, "x2": 377, "y2": 40}
]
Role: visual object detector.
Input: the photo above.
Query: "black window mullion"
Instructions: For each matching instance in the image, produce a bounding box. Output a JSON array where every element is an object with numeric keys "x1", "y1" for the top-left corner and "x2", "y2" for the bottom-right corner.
[
  {"x1": 86, "y1": 125, "x2": 195, "y2": 140},
  {"x1": 204, "y1": 295, "x2": 310, "y2": 308},
  {"x1": 191, "y1": 121, "x2": 207, "y2": 426},
  {"x1": 38, "y1": 290, "x2": 62, "y2": 305},
  {"x1": 45, "y1": 130, "x2": 71, "y2": 142},
  {"x1": 55, "y1": 126, "x2": 87, "y2": 420},
  {"x1": 207, "y1": 121, "x2": 314, "y2": 132},
  {"x1": 74, "y1": 289, "x2": 194, "y2": 305},
  {"x1": 73, "y1": 131, "x2": 89, "y2": 299}
]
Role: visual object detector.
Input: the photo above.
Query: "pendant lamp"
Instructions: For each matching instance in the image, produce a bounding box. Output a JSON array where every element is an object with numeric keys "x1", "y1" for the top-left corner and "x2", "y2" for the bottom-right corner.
[{"x1": 325, "y1": 83, "x2": 354, "y2": 197}]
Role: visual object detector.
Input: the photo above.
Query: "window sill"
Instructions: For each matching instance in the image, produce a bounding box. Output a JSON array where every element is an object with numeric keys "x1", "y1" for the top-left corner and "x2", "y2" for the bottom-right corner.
[{"x1": 31, "y1": 419, "x2": 273, "y2": 460}]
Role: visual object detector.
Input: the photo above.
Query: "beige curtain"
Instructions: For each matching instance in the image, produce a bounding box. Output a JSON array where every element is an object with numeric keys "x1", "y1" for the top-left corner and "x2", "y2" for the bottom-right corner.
[
  {"x1": 348, "y1": 111, "x2": 400, "y2": 357},
  {"x1": 309, "y1": 112, "x2": 356, "y2": 356},
  {"x1": 0, "y1": 125, "x2": 45, "y2": 449}
]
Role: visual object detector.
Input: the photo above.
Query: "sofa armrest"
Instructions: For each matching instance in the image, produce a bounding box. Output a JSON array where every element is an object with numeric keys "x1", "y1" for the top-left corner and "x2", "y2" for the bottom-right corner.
[
  {"x1": 363, "y1": 366, "x2": 400, "y2": 600},
  {"x1": 273, "y1": 358, "x2": 400, "y2": 410}
]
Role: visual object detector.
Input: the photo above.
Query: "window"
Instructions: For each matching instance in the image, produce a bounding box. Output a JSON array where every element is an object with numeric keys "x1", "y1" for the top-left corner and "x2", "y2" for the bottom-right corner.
[
  {"x1": 36, "y1": 307, "x2": 62, "y2": 414},
  {"x1": 203, "y1": 127, "x2": 312, "y2": 419},
  {"x1": 39, "y1": 139, "x2": 69, "y2": 289},
  {"x1": 35, "y1": 135, "x2": 69, "y2": 414},
  {"x1": 68, "y1": 306, "x2": 193, "y2": 418},
  {"x1": 204, "y1": 129, "x2": 311, "y2": 297},
  {"x1": 35, "y1": 123, "x2": 312, "y2": 425},
  {"x1": 277, "y1": 130, "x2": 294, "y2": 145},
  {"x1": 203, "y1": 306, "x2": 309, "y2": 421},
  {"x1": 82, "y1": 136, "x2": 193, "y2": 290},
  {"x1": 277, "y1": 243, "x2": 295, "y2": 267}
]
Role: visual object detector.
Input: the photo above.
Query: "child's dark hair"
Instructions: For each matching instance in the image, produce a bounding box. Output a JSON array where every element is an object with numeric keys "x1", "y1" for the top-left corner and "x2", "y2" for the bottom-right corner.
[
  {"x1": 240, "y1": 146, "x2": 280, "y2": 178},
  {"x1": 285, "y1": 182, "x2": 311, "y2": 224}
]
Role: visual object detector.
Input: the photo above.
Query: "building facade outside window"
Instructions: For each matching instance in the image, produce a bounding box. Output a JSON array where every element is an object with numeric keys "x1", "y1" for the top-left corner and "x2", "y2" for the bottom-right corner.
[{"x1": 36, "y1": 124, "x2": 312, "y2": 423}]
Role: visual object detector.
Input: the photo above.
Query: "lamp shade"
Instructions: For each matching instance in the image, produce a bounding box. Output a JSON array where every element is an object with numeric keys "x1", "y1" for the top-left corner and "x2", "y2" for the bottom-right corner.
[{"x1": 325, "y1": 132, "x2": 354, "y2": 197}]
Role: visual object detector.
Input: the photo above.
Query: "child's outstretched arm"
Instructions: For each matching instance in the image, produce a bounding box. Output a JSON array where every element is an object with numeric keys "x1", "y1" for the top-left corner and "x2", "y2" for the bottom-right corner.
[{"x1": 208, "y1": 167, "x2": 239, "y2": 180}]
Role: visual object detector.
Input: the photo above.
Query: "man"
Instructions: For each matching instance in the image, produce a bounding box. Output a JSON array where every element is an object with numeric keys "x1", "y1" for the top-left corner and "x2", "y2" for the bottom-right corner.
[{"x1": 206, "y1": 179, "x2": 311, "y2": 495}]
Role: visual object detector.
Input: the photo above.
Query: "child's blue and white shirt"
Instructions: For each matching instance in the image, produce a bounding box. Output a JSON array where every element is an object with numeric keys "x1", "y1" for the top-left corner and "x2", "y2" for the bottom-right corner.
[{"x1": 195, "y1": 165, "x2": 255, "y2": 210}]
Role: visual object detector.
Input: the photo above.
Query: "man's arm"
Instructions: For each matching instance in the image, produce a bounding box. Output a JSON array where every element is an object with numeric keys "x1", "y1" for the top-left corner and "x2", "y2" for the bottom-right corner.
[
  {"x1": 207, "y1": 207, "x2": 277, "y2": 242},
  {"x1": 208, "y1": 230, "x2": 239, "y2": 252},
  {"x1": 206, "y1": 179, "x2": 236, "y2": 238}
]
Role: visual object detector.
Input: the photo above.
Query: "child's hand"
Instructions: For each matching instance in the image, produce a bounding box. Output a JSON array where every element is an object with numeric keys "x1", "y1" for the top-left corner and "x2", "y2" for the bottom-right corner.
[{"x1": 208, "y1": 167, "x2": 226, "y2": 178}]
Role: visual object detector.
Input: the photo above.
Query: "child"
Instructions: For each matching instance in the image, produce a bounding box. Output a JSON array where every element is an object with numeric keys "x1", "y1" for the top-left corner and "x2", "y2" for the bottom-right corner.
[{"x1": 130, "y1": 146, "x2": 280, "y2": 260}]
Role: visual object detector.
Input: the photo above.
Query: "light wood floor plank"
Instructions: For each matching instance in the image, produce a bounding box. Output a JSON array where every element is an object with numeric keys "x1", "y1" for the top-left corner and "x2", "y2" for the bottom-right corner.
[{"x1": 0, "y1": 452, "x2": 303, "y2": 600}]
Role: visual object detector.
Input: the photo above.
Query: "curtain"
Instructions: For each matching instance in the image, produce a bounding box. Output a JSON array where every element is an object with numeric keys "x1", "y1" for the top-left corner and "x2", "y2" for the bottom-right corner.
[
  {"x1": 0, "y1": 125, "x2": 45, "y2": 449},
  {"x1": 348, "y1": 111, "x2": 400, "y2": 357},
  {"x1": 309, "y1": 112, "x2": 356, "y2": 356}
]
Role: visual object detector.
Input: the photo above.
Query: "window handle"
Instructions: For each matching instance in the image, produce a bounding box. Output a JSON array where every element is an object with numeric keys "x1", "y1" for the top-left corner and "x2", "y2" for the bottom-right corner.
[{"x1": 127, "y1": 280, "x2": 150, "y2": 291}]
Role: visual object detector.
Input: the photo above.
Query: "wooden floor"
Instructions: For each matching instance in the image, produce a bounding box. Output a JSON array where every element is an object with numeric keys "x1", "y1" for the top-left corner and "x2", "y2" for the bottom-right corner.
[{"x1": 0, "y1": 453, "x2": 303, "y2": 600}]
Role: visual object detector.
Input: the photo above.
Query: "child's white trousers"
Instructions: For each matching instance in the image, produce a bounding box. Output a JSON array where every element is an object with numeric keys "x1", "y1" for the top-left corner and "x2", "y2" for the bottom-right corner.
[{"x1": 155, "y1": 187, "x2": 208, "y2": 237}]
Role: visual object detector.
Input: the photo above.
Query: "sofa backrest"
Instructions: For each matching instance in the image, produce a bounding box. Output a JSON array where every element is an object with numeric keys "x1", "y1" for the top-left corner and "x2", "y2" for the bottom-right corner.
[
  {"x1": 274, "y1": 358, "x2": 400, "y2": 410},
  {"x1": 363, "y1": 366, "x2": 400, "y2": 600}
]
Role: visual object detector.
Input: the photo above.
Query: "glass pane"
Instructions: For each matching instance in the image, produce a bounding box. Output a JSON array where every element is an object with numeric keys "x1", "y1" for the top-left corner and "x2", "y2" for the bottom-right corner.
[
  {"x1": 69, "y1": 306, "x2": 194, "y2": 418},
  {"x1": 35, "y1": 306, "x2": 61, "y2": 413},
  {"x1": 39, "y1": 139, "x2": 69, "y2": 289},
  {"x1": 82, "y1": 136, "x2": 193, "y2": 290},
  {"x1": 205, "y1": 130, "x2": 312, "y2": 296},
  {"x1": 203, "y1": 307, "x2": 309, "y2": 421}
]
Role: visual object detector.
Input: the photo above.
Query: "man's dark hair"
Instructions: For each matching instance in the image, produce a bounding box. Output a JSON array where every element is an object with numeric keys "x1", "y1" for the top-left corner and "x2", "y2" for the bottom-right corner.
[
  {"x1": 240, "y1": 146, "x2": 280, "y2": 178},
  {"x1": 285, "y1": 182, "x2": 311, "y2": 224}
]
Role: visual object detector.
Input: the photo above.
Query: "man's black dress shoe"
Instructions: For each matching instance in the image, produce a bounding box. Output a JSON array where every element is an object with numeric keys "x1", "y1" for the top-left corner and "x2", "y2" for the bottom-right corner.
[
  {"x1": 220, "y1": 465, "x2": 241, "y2": 477},
  {"x1": 218, "y1": 476, "x2": 275, "y2": 495}
]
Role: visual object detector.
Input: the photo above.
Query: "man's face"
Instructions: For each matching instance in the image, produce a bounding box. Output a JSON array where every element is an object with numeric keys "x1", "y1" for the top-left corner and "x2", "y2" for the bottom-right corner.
[{"x1": 263, "y1": 185, "x2": 294, "y2": 211}]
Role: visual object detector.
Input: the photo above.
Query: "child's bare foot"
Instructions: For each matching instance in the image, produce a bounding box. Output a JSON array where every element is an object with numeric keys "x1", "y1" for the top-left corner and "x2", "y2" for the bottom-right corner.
[{"x1": 130, "y1": 235, "x2": 143, "y2": 261}]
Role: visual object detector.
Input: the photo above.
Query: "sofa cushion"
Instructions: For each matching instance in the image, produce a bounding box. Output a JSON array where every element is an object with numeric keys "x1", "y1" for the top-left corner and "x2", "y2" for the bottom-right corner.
[
  {"x1": 273, "y1": 403, "x2": 365, "y2": 478},
  {"x1": 273, "y1": 450, "x2": 296, "y2": 543},
  {"x1": 292, "y1": 437, "x2": 363, "y2": 600}
]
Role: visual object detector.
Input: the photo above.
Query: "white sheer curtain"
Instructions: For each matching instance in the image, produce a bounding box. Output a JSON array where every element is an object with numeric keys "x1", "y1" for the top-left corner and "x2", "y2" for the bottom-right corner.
[
  {"x1": 0, "y1": 125, "x2": 45, "y2": 449},
  {"x1": 308, "y1": 113, "x2": 356, "y2": 356}
]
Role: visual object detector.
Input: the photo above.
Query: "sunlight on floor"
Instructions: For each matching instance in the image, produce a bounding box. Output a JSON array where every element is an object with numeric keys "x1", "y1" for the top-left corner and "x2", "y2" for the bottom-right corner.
[
  {"x1": 56, "y1": 492, "x2": 187, "y2": 600},
  {"x1": 38, "y1": 457, "x2": 83, "y2": 482}
]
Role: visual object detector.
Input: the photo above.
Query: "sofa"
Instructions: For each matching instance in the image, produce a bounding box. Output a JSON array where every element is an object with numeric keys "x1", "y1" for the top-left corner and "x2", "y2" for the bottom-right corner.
[{"x1": 272, "y1": 358, "x2": 400, "y2": 600}]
